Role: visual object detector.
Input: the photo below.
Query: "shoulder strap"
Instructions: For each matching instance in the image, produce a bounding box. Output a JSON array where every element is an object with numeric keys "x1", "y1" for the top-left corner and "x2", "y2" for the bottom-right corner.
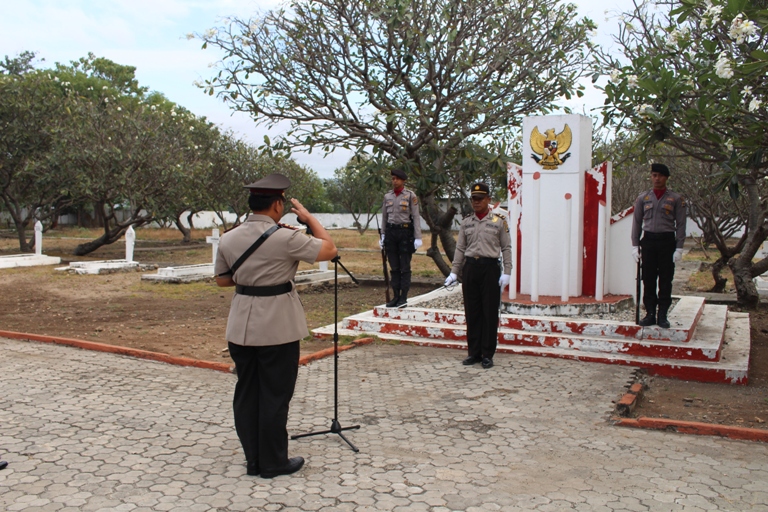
[{"x1": 228, "y1": 225, "x2": 281, "y2": 276}]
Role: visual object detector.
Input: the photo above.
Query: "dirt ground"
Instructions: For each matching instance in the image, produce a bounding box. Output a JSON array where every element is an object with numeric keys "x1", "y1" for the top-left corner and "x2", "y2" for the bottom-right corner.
[{"x1": 1, "y1": 227, "x2": 767, "y2": 431}]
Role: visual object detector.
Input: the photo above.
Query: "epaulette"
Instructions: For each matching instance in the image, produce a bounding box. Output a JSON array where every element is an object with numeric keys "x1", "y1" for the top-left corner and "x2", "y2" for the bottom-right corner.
[
  {"x1": 223, "y1": 223, "x2": 242, "y2": 234},
  {"x1": 278, "y1": 222, "x2": 298, "y2": 230}
]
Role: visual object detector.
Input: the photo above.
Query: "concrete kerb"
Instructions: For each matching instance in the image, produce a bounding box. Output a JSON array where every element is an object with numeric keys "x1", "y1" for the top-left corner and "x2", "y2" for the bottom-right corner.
[
  {"x1": 2, "y1": 324, "x2": 765, "y2": 444},
  {"x1": 0, "y1": 329, "x2": 375, "y2": 373}
]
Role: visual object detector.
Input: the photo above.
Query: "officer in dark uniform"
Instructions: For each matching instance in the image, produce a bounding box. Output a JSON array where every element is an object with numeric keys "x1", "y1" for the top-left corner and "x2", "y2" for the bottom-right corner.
[
  {"x1": 215, "y1": 173, "x2": 337, "y2": 478},
  {"x1": 631, "y1": 163, "x2": 687, "y2": 328},
  {"x1": 444, "y1": 182, "x2": 512, "y2": 369},
  {"x1": 380, "y1": 168, "x2": 423, "y2": 307}
]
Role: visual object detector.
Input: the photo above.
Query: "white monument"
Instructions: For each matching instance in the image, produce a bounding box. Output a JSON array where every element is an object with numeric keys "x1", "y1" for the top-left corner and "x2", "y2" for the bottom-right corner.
[
  {"x1": 0, "y1": 221, "x2": 62, "y2": 269},
  {"x1": 56, "y1": 227, "x2": 139, "y2": 274},
  {"x1": 506, "y1": 114, "x2": 630, "y2": 304}
]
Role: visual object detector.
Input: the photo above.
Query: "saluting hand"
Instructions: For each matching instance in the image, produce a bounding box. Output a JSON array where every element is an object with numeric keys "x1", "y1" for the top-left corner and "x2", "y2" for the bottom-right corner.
[{"x1": 290, "y1": 198, "x2": 312, "y2": 224}]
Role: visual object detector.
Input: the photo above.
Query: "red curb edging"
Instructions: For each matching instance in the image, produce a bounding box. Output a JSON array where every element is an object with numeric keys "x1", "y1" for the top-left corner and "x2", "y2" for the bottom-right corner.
[
  {"x1": 0, "y1": 329, "x2": 235, "y2": 373},
  {"x1": 0, "y1": 330, "x2": 374, "y2": 373},
  {"x1": 613, "y1": 416, "x2": 768, "y2": 443},
  {"x1": 299, "y1": 337, "x2": 375, "y2": 365}
]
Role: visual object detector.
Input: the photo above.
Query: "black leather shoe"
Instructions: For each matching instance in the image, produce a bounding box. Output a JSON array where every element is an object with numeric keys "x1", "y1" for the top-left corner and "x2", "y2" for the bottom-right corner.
[
  {"x1": 0, "y1": 460, "x2": 7, "y2": 470},
  {"x1": 481, "y1": 358, "x2": 494, "y2": 369},
  {"x1": 638, "y1": 314, "x2": 656, "y2": 327},
  {"x1": 395, "y1": 297, "x2": 407, "y2": 308},
  {"x1": 246, "y1": 462, "x2": 259, "y2": 476},
  {"x1": 462, "y1": 356, "x2": 481, "y2": 365},
  {"x1": 657, "y1": 317, "x2": 671, "y2": 328},
  {"x1": 386, "y1": 294, "x2": 400, "y2": 307},
  {"x1": 260, "y1": 456, "x2": 304, "y2": 479}
]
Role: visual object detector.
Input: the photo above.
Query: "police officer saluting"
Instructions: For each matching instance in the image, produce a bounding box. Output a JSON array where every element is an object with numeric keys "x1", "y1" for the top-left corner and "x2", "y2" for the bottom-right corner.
[
  {"x1": 631, "y1": 163, "x2": 687, "y2": 328},
  {"x1": 380, "y1": 168, "x2": 422, "y2": 307},
  {"x1": 444, "y1": 183, "x2": 512, "y2": 369},
  {"x1": 215, "y1": 173, "x2": 337, "y2": 478}
]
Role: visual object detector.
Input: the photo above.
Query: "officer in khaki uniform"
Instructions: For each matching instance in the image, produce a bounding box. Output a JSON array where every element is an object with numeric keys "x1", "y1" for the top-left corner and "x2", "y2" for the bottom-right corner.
[
  {"x1": 380, "y1": 168, "x2": 423, "y2": 307},
  {"x1": 215, "y1": 173, "x2": 337, "y2": 478},
  {"x1": 444, "y1": 182, "x2": 512, "y2": 369},
  {"x1": 631, "y1": 163, "x2": 687, "y2": 328}
]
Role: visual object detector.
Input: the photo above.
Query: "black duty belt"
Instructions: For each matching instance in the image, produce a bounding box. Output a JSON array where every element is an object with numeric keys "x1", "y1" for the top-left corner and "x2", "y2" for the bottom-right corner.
[
  {"x1": 465, "y1": 257, "x2": 500, "y2": 265},
  {"x1": 387, "y1": 223, "x2": 411, "y2": 229},
  {"x1": 642, "y1": 232, "x2": 675, "y2": 240},
  {"x1": 235, "y1": 282, "x2": 293, "y2": 296}
]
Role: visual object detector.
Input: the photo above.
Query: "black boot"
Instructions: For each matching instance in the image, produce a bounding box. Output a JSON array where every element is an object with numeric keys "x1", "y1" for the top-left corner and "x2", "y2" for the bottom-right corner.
[
  {"x1": 395, "y1": 291, "x2": 408, "y2": 308},
  {"x1": 638, "y1": 313, "x2": 656, "y2": 327},
  {"x1": 386, "y1": 290, "x2": 400, "y2": 308},
  {"x1": 657, "y1": 305, "x2": 671, "y2": 328}
]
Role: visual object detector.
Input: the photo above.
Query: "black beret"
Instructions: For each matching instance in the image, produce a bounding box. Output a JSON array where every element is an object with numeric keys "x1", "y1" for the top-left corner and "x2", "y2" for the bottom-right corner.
[
  {"x1": 470, "y1": 182, "x2": 490, "y2": 197},
  {"x1": 651, "y1": 163, "x2": 670, "y2": 177},
  {"x1": 244, "y1": 173, "x2": 291, "y2": 195},
  {"x1": 391, "y1": 168, "x2": 407, "y2": 180}
]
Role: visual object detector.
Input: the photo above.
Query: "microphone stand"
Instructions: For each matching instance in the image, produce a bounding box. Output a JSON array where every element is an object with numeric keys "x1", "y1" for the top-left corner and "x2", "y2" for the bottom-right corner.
[{"x1": 291, "y1": 255, "x2": 361, "y2": 452}]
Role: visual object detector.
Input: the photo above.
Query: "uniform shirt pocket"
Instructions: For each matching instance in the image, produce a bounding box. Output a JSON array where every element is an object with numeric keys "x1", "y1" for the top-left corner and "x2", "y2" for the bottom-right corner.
[
  {"x1": 399, "y1": 199, "x2": 409, "y2": 211},
  {"x1": 643, "y1": 203, "x2": 653, "y2": 219},
  {"x1": 386, "y1": 200, "x2": 395, "y2": 214}
]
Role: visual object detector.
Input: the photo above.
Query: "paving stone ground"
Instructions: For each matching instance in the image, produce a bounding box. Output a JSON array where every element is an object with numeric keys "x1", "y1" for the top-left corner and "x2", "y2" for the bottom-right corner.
[{"x1": 1, "y1": 337, "x2": 767, "y2": 511}]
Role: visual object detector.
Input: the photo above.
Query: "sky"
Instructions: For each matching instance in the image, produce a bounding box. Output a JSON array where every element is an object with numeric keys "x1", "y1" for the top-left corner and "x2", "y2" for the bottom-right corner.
[{"x1": 2, "y1": 0, "x2": 634, "y2": 179}]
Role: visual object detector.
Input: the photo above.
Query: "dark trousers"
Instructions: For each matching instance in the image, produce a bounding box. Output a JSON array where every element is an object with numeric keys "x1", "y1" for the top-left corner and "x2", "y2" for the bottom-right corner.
[
  {"x1": 640, "y1": 232, "x2": 676, "y2": 315},
  {"x1": 228, "y1": 341, "x2": 300, "y2": 471},
  {"x1": 462, "y1": 260, "x2": 501, "y2": 359},
  {"x1": 385, "y1": 228, "x2": 414, "y2": 294}
]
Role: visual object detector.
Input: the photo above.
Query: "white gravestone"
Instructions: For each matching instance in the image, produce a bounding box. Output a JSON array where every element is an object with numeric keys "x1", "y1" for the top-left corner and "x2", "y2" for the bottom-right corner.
[
  {"x1": 206, "y1": 228, "x2": 220, "y2": 267},
  {"x1": 35, "y1": 221, "x2": 43, "y2": 256},
  {"x1": 125, "y1": 226, "x2": 136, "y2": 263}
]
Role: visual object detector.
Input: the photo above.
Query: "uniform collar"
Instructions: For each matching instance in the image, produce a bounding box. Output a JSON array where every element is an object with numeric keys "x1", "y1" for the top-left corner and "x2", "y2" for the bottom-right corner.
[{"x1": 247, "y1": 213, "x2": 277, "y2": 224}]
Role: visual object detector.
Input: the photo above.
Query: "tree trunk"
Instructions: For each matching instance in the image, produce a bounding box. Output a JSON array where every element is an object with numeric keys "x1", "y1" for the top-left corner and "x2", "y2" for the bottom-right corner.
[
  {"x1": 709, "y1": 257, "x2": 728, "y2": 293},
  {"x1": 175, "y1": 214, "x2": 191, "y2": 243},
  {"x1": 729, "y1": 176, "x2": 768, "y2": 307},
  {"x1": 419, "y1": 192, "x2": 458, "y2": 276},
  {"x1": 73, "y1": 226, "x2": 129, "y2": 255},
  {"x1": 729, "y1": 255, "x2": 760, "y2": 308}
]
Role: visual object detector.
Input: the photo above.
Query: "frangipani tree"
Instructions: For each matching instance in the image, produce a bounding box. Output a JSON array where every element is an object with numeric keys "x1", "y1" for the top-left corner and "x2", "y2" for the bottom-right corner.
[
  {"x1": 198, "y1": 0, "x2": 596, "y2": 274},
  {"x1": 595, "y1": 0, "x2": 768, "y2": 306}
]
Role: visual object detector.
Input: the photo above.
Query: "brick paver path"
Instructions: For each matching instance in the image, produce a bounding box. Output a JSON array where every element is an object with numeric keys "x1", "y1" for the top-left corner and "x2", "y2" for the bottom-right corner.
[{"x1": 1, "y1": 337, "x2": 767, "y2": 511}]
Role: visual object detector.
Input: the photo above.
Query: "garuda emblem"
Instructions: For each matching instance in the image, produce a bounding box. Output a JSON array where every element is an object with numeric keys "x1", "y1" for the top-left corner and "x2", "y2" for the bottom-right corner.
[{"x1": 530, "y1": 124, "x2": 572, "y2": 169}]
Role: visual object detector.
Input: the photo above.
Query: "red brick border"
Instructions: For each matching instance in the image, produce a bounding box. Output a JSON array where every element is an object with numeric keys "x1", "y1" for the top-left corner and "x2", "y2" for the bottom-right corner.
[
  {"x1": 0, "y1": 330, "x2": 374, "y2": 373},
  {"x1": 613, "y1": 417, "x2": 768, "y2": 443}
]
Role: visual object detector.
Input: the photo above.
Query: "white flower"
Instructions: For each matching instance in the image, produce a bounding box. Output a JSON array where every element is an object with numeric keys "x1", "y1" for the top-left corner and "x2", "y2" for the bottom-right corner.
[
  {"x1": 150, "y1": 105, "x2": 156, "y2": 111},
  {"x1": 635, "y1": 104, "x2": 655, "y2": 117},
  {"x1": 54, "y1": 76, "x2": 59, "y2": 82},
  {"x1": 185, "y1": 33, "x2": 195, "y2": 40},
  {"x1": 103, "y1": 86, "x2": 108, "y2": 90},
  {"x1": 609, "y1": 69, "x2": 621, "y2": 82},
  {"x1": 171, "y1": 111, "x2": 177, "y2": 117},
  {"x1": 749, "y1": 97, "x2": 762, "y2": 112},
  {"x1": 667, "y1": 27, "x2": 689, "y2": 48},
  {"x1": 743, "y1": 86, "x2": 753, "y2": 97},
  {"x1": 104, "y1": 98, "x2": 109, "y2": 103},
  {"x1": 729, "y1": 14, "x2": 758, "y2": 44},
  {"x1": 703, "y1": 4, "x2": 723, "y2": 27},
  {"x1": 715, "y1": 52, "x2": 733, "y2": 79},
  {"x1": 204, "y1": 28, "x2": 218, "y2": 38},
  {"x1": 189, "y1": 126, "x2": 195, "y2": 131},
  {"x1": 117, "y1": 106, "x2": 121, "y2": 111},
  {"x1": 627, "y1": 75, "x2": 638, "y2": 88},
  {"x1": 725, "y1": 140, "x2": 734, "y2": 151}
]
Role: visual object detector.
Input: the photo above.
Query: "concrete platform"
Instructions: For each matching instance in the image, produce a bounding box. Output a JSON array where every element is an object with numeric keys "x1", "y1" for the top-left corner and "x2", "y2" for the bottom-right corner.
[
  {"x1": 55, "y1": 259, "x2": 140, "y2": 275},
  {"x1": 0, "y1": 254, "x2": 61, "y2": 269},
  {"x1": 314, "y1": 288, "x2": 750, "y2": 385}
]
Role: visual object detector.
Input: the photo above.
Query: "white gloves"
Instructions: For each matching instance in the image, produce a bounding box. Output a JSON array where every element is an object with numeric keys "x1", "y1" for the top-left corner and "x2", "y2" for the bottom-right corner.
[
  {"x1": 444, "y1": 273, "x2": 458, "y2": 287},
  {"x1": 414, "y1": 239, "x2": 423, "y2": 250},
  {"x1": 499, "y1": 274, "x2": 510, "y2": 288},
  {"x1": 379, "y1": 234, "x2": 385, "y2": 249},
  {"x1": 674, "y1": 248, "x2": 683, "y2": 262},
  {"x1": 632, "y1": 246, "x2": 640, "y2": 263}
]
